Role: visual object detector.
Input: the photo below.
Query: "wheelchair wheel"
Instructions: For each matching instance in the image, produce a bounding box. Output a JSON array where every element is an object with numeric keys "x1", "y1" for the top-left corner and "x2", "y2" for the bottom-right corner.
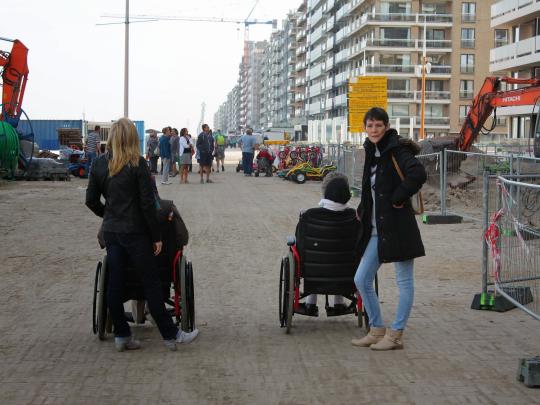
[
  {"x1": 96, "y1": 255, "x2": 109, "y2": 340},
  {"x1": 278, "y1": 257, "x2": 287, "y2": 327},
  {"x1": 92, "y1": 261, "x2": 101, "y2": 334},
  {"x1": 185, "y1": 261, "x2": 196, "y2": 332},
  {"x1": 285, "y1": 252, "x2": 295, "y2": 334}
]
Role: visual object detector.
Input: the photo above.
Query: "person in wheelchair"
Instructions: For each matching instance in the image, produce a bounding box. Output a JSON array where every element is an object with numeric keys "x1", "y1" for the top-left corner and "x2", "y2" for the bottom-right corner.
[
  {"x1": 255, "y1": 145, "x2": 274, "y2": 177},
  {"x1": 86, "y1": 118, "x2": 198, "y2": 352},
  {"x1": 294, "y1": 171, "x2": 361, "y2": 317}
]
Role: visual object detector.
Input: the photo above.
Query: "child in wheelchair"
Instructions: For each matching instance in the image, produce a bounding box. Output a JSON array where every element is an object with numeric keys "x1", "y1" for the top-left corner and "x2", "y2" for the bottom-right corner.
[{"x1": 294, "y1": 172, "x2": 361, "y2": 318}]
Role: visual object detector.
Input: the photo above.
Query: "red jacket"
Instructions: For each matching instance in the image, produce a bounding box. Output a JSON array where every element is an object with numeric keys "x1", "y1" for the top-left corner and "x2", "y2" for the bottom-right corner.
[{"x1": 256, "y1": 150, "x2": 274, "y2": 163}]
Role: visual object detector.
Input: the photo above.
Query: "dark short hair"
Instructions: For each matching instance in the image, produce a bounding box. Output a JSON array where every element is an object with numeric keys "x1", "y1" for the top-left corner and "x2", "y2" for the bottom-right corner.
[
  {"x1": 363, "y1": 107, "x2": 389, "y2": 126},
  {"x1": 202, "y1": 124, "x2": 209, "y2": 130}
]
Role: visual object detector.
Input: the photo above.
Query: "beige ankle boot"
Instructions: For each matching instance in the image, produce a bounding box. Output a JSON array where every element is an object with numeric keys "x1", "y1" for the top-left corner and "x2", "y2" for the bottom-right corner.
[
  {"x1": 370, "y1": 328, "x2": 403, "y2": 351},
  {"x1": 351, "y1": 326, "x2": 386, "y2": 347}
]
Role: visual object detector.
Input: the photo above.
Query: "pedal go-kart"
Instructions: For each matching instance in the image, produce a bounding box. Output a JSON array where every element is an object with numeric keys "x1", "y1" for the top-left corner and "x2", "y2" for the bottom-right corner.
[{"x1": 280, "y1": 162, "x2": 336, "y2": 184}]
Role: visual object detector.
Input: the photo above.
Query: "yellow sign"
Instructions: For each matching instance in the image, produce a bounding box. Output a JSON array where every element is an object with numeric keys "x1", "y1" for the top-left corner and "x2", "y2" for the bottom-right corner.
[{"x1": 348, "y1": 76, "x2": 387, "y2": 133}]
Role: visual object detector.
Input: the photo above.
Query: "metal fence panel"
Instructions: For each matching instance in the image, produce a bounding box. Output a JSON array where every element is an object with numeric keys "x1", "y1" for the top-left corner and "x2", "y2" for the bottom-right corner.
[
  {"x1": 491, "y1": 176, "x2": 540, "y2": 321},
  {"x1": 417, "y1": 152, "x2": 441, "y2": 213}
]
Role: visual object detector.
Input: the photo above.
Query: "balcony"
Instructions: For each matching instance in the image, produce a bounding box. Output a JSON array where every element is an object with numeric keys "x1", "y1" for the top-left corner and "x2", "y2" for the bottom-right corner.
[
  {"x1": 334, "y1": 71, "x2": 350, "y2": 86},
  {"x1": 335, "y1": 25, "x2": 350, "y2": 44},
  {"x1": 492, "y1": 0, "x2": 540, "y2": 27},
  {"x1": 325, "y1": 76, "x2": 334, "y2": 89},
  {"x1": 308, "y1": 101, "x2": 322, "y2": 115},
  {"x1": 350, "y1": 0, "x2": 367, "y2": 14},
  {"x1": 414, "y1": 116, "x2": 450, "y2": 127},
  {"x1": 388, "y1": 90, "x2": 451, "y2": 103},
  {"x1": 490, "y1": 35, "x2": 540, "y2": 71},
  {"x1": 310, "y1": 44, "x2": 324, "y2": 62},
  {"x1": 309, "y1": 82, "x2": 323, "y2": 97},
  {"x1": 296, "y1": 29, "x2": 307, "y2": 41},
  {"x1": 336, "y1": 3, "x2": 351, "y2": 22},
  {"x1": 325, "y1": 97, "x2": 334, "y2": 110},
  {"x1": 334, "y1": 48, "x2": 350, "y2": 64},
  {"x1": 325, "y1": 15, "x2": 335, "y2": 32},
  {"x1": 326, "y1": 35, "x2": 335, "y2": 50},
  {"x1": 334, "y1": 94, "x2": 347, "y2": 106},
  {"x1": 359, "y1": 38, "x2": 452, "y2": 52},
  {"x1": 310, "y1": 26, "x2": 324, "y2": 45},
  {"x1": 348, "y1": 13, "x2": 452, "y2": 37},
  {"x1": 325, "y1": 56, "x2": 334, "y2": 71},
  {"x1": 310, "y1": 7, "x2": 324, "y2": 27},
  {"x1": 460, "y1": 39, "x2": 475, "y2": 49},
  {"x1": 309, "y1": 62, "x2": 324, "y2": 79},
  {"x1": 296, "y1": 45, "x2": 307, "y2": 56},
  {"x1": 461, "y1": 13, "x2": 476, "y2": 23}
]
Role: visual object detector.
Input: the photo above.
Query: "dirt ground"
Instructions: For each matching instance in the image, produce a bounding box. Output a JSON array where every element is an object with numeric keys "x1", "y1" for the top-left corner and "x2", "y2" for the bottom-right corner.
[{"x1": 0, "y1": 151, "x2": 539, "y2": 404}]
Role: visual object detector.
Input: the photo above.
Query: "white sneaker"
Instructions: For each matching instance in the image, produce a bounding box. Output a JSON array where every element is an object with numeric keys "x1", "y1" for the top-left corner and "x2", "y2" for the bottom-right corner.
[
  {"x1": 115, "y1": 336, "x2": 141, "y2": 352},
  {"x1": 176, "y1": 329, "x2": 199, "y2": 344},
  {"x1": 160, "y1": 181, "x2": 172, "y2": 185}
]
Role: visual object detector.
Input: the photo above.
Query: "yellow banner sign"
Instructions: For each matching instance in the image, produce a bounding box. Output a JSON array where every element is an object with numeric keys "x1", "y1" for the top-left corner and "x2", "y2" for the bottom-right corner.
[{"x1": 348, "y1": 76, "x2": 388, "y2": 133}]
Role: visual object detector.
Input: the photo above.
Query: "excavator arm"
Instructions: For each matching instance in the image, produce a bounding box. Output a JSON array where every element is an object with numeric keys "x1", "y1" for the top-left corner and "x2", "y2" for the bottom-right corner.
[
  {"x1": 458, "y1": 76, "x2": 540, "y2": 151},
  {"x1": 0, "y1": 38, "x2": 29, "y2": 127}
]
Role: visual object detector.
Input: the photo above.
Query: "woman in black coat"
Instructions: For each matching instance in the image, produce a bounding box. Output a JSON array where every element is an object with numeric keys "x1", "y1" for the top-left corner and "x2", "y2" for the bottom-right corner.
[
  {"x1": 86, "y1": 118, "x2": 198, "y2": 352},
  {"x1": 352, "y1": 107, "x2": 426, "y2": 351}
]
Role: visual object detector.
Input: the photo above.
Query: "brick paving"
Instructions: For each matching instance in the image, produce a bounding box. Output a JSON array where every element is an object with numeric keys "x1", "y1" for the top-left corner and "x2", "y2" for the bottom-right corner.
[{"x1": 0, "y1": 162, "x2": 538, "y2": 404}]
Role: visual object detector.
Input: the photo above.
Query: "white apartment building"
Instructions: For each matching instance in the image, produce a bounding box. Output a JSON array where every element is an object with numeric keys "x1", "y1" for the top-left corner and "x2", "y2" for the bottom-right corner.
[
  {"x1": 306, "y1": 0, "x2": 500, "y2": 143},
  {"x1": 490, "y1": 0, "x2": 540, "y2": 139}
]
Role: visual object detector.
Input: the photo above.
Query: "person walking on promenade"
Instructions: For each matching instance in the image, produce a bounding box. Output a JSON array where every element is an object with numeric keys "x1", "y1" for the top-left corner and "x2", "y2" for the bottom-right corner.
[
  {"x1": 178, "y1": 128, "x2": 193, "y2": 184},
  {"x1": 213, "y1": 129, "x2": 226, "y2": 172},
  {"x1": 170, "y1": 128, "x2": 180, "y2": 177},
  {"x1": 196, "y1": 124, "x2": 214, "y2": 183},
  {"x1": 85, "y1": 125, "x2": 101, "y2": 176},
  {"x1": 146, "y1": 131, "x2": 159, "y2": 174},
  {"x1": 240, "y1": 128, "x2": 257, "y2": 176},
  {"x1": 159, "y1": 127, "x2": 172, "y2": 185},
  {"x1": 352, "y1": 107, "x2": 426, "y2": 351},
  {"x1": 187, "y1": 133, "x2": 194, "y2": 172},
  {"x1": 85, "y1": 118, "x2": 199, "y2": 352}
]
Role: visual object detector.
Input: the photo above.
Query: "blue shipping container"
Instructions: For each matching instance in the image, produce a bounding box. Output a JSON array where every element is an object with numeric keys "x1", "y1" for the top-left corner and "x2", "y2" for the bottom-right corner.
[
  {"x1": 17, "y1": 119, "x2": 144, "y2": 152},
  {"x1": 17, "y1": 119, "x2": 83, "y2": 150}
]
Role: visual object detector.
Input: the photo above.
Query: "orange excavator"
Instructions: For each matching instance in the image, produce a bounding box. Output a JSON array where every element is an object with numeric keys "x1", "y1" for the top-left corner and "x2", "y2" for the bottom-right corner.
[
  {"x1": 0, "y1": 37, "x2": 69, "y2": 180},
  {"x1": 430, "y1": 76, "x2": 540, "y2": 157},
  {"x1": 0, "y1": 37, "x2": 29, "y2": 127}
]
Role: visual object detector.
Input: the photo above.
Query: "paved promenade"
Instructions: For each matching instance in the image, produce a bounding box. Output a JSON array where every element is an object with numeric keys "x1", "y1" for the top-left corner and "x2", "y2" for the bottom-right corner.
[{"x1": 0, "y1": 160, "x2": 538, "y2": 404}]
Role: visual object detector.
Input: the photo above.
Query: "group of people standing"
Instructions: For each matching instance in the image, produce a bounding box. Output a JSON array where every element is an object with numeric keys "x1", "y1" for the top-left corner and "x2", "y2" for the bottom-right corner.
[{"x1": 145, "y1": 124, "x2": 228, "y2": 185}]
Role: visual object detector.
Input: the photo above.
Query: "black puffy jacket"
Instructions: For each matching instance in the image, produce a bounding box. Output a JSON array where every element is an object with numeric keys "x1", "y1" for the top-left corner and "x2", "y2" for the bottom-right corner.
[
  {"x1": 356, "y1": 129, "x2": 426, "y2": 263},
  {"x1": 85, "y1": 154, "x2": 161, "y2": 243}
]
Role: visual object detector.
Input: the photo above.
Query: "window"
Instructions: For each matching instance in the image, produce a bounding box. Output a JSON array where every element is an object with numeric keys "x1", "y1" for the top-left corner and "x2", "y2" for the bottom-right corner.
[
  {"x1": 422, "y1": 3, "x2": 447, "y2": 14},
  {"x1": 426, "y1": 29, "x2": 445, "y2": 41},
  {"x1": 460, "y1": 80, "x2": 474, "y2": 98},
  {"x1": 460, "y1": 54, "x2": 475, "y2": 73},
  {"x1": 380, "y1": 54, "x2": 411, "y2": 66},
  {"x1": 461, "y1": 28, "x2": 475, "y2": 48},
  {"x1": 425, "y1": 104, "x2": 443, "y2": 117},
  {"x1": 381, "y1": 2, "x2": 411, "y2": 14},
  {"x1": 388, "y1": 103, "x2": 410, "y2": 117},
  {"x1": 380, "y1": 27, "x2": 411, "y2": 46},
  {"x1": 426, "y1": 80, "x2": 444, "y2": 92},
  {"x1": 388, "y1": 79, "x2": 411, "y2": 98},
  {"x1": 459, "y1": 105, "x2": 471, "y2": 121},
  {"x1": 495, "y1": 29, "x2": 508, "y2": 48},
  {"x1": 462, "y1": 2, "x2": 476, "y2": 22}
]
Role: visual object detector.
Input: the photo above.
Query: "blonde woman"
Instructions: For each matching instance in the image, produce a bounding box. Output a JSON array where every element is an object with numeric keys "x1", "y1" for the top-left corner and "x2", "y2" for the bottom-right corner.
[{"x1": 86, "y1": 118, "x2": 198, "y2": 352}]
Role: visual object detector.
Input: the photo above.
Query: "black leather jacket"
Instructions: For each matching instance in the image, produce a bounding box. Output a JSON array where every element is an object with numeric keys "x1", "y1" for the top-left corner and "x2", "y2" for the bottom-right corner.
[{"x1": 85, "y1": 154, "x2": 161, "y2": 242}]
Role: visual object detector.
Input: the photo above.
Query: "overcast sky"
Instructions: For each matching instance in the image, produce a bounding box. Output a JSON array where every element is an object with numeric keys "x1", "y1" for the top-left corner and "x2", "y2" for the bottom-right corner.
[{"x1": 4, "y1": 0, "x2": 296, "y2": 132}]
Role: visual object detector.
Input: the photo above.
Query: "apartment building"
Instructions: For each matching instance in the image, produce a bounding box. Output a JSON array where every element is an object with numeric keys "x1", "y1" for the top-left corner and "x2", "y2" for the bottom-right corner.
[
  {"x1": 214, "y1": 85, "x2": 240, "y2": 134},
  {"x1": 291, "y1": 1, "x2": 309, "y2": 136},
  {"x1": 306, "y1": 0, "x2": 501, "y2": 143},
  {"x1": 490, "y1": 0, "x2": 540, "y2": 139}
]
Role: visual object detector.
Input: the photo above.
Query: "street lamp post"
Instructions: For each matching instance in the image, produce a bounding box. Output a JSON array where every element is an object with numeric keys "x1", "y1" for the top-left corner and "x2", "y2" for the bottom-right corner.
[{"x1": 124, "y1": 0, "x2": 129, "y2": 118}]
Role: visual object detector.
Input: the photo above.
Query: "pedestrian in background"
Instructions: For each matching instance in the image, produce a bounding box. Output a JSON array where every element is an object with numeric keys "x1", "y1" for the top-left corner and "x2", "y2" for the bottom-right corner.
[
  {"x1": 240, "y1": 128, "x2": 257, "y2": 176},
  {"x1": 178, "y1": 128, "x2": 193, "y2": 184},
  {"x1": 170, "y1": 128, "x2": 179, "y2": 177},
  {"x1": 85, "y1": 117, "x2": 198, "y2": 352},
  {"x1": 146, "y1": 131, "x2": 159, "y2": 174},
  {"x1": 85, "y1": 125, "x2": 101, "y2": 177},
  {"x1": 352, "y1": 107, "x2": 426, "y2": 351},
  {"x1": 159, "y1": 127, "x2": 172, "y2": 185},
  {"x1": 196, "y1": 124, "x2": 214, "y2": 184},
  {"x1": 187, "y1": 133, "x2": 194, "y2": 172},
  {"x1": 213, "y1": 129, "x2": 226, "y2": 172}
]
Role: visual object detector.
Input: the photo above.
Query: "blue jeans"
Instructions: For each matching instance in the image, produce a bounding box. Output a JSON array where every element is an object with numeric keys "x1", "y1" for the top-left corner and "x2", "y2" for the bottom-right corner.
[
  {"x1": 104, "y1": 232, "x2": 178, "y2": 340},
  {"x1": 161, "y1": 158, "x2": 171, "y2": 182},
  {"x1": 354, "y1": 235, "x2": 414, "y2": 330},
  {"x1": 242, "y1": 152, "x2": 254, "y2": 174},
  {"x1": 86, "y1": 151, "x2": 96, "y2": 176}
]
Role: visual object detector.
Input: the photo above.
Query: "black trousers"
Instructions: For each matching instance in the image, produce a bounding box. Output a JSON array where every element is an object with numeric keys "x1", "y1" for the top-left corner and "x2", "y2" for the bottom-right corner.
[{"x1": 104, "y1": 232, "x2": 178, "y2": 340}]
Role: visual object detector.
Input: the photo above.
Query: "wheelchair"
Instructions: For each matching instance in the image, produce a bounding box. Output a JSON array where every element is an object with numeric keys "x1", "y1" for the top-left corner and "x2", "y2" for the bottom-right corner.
[
  {"x1": 92, "y1": 214, "x2": 195, "y2": 340},
  {"x1": 278, "y1": 208, "x2": 378, "y2": 333}
]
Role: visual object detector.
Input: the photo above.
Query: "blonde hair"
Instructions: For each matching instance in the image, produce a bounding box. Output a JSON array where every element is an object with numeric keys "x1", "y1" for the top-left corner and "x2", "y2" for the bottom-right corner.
[{"x1": 107, "y1": 118, "x2": 141, "y2": 176}]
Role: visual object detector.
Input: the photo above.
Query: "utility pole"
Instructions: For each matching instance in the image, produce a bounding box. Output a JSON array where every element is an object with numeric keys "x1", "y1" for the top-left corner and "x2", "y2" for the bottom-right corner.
[{"x1": 124, "y1": 0, "x2": 129, "y2": 118}]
